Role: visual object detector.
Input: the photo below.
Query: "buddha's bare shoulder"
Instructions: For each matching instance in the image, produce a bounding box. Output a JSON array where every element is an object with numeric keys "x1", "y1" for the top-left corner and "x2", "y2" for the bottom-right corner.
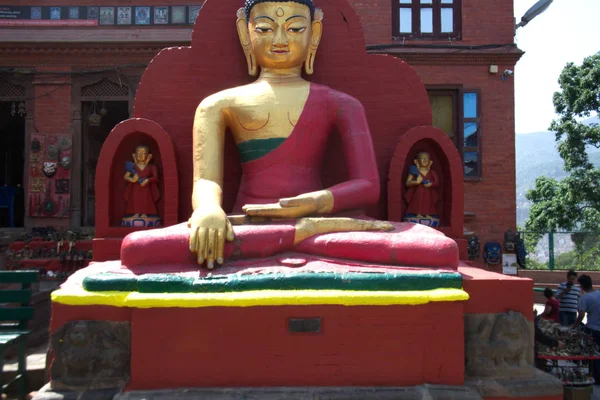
[{"x1": 196, "y1": 87, "x2": 241, "y2": 112}]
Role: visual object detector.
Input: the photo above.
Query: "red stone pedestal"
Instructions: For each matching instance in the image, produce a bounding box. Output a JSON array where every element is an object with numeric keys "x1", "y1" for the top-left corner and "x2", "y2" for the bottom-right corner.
[{"x1": 127, "y1": 303, "x2": 464, "y2": 390}]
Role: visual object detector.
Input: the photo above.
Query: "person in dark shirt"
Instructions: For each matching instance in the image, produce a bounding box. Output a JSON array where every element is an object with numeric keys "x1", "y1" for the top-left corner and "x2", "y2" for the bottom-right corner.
[{"x1": 541, "y1": 288, "x2": 560, "y2": 322}]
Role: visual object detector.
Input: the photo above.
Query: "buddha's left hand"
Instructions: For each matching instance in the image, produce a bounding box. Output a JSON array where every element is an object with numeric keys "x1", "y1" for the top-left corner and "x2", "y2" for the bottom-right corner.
[{"x1": 242, "y1": 190, "x2": 334, "y2": 219}]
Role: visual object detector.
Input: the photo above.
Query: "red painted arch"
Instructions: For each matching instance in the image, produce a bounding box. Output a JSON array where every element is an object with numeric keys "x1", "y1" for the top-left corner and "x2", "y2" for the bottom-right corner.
[
  {"x1": 388, "y1": 126, "x2": 464, "y2": 239},
  {"x1": 95, "y1": 118, "x2": 179, "y2": 239}
]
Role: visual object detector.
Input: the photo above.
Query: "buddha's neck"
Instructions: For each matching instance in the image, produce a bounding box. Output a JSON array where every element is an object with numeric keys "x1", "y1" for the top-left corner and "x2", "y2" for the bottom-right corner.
[{"x1": 257, "y1": 67, "x2": 304, "y2": 84}]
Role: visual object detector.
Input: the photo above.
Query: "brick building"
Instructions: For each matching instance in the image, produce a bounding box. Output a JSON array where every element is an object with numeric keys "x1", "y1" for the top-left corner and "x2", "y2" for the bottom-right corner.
[{"x1": 0, "y1": 0, "x2": 522, "y2": 267}]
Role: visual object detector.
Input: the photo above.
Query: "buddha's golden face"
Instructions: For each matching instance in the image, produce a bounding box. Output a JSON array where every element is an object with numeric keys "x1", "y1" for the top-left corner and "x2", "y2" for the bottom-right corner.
[{"x1": 248, "y1": 2, "x2": 313, "y2": 69}]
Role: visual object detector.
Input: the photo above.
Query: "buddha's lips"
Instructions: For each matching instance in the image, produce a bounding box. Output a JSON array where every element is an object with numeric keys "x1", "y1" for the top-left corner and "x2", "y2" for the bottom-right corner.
[{"x1": 271, "y1": 49, "x2": 289, "y2": 54}]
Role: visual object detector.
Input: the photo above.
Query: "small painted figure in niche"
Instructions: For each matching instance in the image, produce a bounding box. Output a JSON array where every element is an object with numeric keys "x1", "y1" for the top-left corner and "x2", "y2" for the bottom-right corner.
[
  {"x1": 122, "y1": 145, "x2": 161, "y2": 227},
  {"x1": 404, "y1": 152, "x2": 440, "y2": 227}
]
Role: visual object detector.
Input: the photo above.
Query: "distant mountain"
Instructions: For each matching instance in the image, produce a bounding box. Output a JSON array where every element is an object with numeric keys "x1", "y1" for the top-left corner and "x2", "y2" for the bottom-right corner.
[{"x1": 516, "y1": 116, "x2": 600, "y2": 227}]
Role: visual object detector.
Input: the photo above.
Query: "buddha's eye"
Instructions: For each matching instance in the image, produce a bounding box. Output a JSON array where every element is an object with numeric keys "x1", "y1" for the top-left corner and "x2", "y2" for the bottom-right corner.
[
  {"x1": 287, "y1": 26, "x2": 306, "y2": 34},
  {"x1": 255, "y1": 26, "x2": 273, "y2": 34}
]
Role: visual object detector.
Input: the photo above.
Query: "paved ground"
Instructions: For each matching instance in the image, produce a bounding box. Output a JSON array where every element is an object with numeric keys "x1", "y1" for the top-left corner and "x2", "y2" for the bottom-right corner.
[{"x1": 2, "y1": 343, "x2": 47, "y2": 373}]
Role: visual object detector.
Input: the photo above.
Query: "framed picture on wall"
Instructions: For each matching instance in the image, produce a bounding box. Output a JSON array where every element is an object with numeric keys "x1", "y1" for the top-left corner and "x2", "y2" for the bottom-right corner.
[
  {"x1": 135, "y1": 6, "x2": 150, "y2": 25},
  {"x1": 117, "y1": 7, "x2": 132, "y2": 25},
  {"x1": 99, "y1": 7, "x2": 114, "y2": 25},
  {"x1": 154, "y1": 6, "x2": 169, "y2": 24},
  {"x1": 171, "y1": 6, "x2": 186, "y2": 24}
]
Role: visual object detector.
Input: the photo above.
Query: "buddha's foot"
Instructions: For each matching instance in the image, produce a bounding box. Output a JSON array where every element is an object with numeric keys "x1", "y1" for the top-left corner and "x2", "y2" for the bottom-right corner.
[{"x1": 294, "y1": 217, "x2": 395, "y2": 245}]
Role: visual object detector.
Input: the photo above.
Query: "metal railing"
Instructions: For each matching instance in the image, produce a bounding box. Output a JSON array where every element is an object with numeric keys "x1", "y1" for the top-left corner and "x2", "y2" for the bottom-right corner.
[{"x1": 519, "y1": 231, "x2": 600, "y2": 271}]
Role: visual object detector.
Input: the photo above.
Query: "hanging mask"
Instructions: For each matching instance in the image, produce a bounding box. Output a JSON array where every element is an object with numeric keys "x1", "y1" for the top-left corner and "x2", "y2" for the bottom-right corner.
[
  {"x1": 467, "y1": 236, "x2": 480, "y2": 260},
  {"x1": 504, "y1": 229, "x2": 516, "y2": 252},
  {"x1": 31, "y1": 138, "x2": 41, "y2": 153},
  {"x1": 43, "y1": 162, "x2": 57, "y2": 177},
  {"x1": 483, "y1": 241, "x2": 502, "y2": 265},
  {"x1": 59, "y1": 156, "x2": 71, "y2": 169}
]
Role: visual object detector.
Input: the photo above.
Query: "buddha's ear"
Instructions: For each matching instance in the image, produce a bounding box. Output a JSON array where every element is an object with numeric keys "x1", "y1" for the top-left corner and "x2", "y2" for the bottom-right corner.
[
  {"x1": 305, "y1": 8, "x2": 323, "y2": 75},
  {"x1": 236, "y1": 8, "x2": 257, "y2": 77},
  {"x1": 147, "y1": 154, "x2": 153, "y2": 163}
]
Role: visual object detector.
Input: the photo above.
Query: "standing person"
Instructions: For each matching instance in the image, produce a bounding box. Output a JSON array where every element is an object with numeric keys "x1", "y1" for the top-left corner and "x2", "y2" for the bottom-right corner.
[
  {"x1": 541, "y1": 288, "x2": 560, "y2": 322},
  {"x1": 574, "y1": 274, "x2": 600, "y2": 382},
  {"x1": 555, "y1": 269, "x2": 581, "y2": 326}
]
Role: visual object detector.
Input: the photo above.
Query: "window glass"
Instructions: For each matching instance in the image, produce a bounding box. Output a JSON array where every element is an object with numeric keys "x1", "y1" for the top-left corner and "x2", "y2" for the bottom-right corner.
[
  {"x1": 399, "y1": 0, "x2": 412, "y2": 3},
  {"x1": 441, "y1": 0, "x2": 453, "y2": 3},
  {"x1": 464, "y1": 151, "x2": 478, "y2": 177},
  {"x1": 464, "y1": 122, "x2": 478, "y2": 147},
  {"x1": 441, "y1": 8, "x2": 453, "y2": 33},
  {"x1": 420, "y1": 0, "x2": 433, "y2": 3},
  {"x1": 463, "y1": 92, "x2": 477, "y2": 118},
  {"x1": 399, "y1": 8, "x2": 412, "y2": 33},
  {"x1": 420, "y1": 8, "x2": 433, "y2": 33}
]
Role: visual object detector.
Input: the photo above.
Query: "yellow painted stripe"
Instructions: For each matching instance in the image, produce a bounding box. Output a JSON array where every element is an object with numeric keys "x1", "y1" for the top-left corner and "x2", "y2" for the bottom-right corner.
[{"x1": 52, "y1": 288, "x2": 469, "y2": 308}]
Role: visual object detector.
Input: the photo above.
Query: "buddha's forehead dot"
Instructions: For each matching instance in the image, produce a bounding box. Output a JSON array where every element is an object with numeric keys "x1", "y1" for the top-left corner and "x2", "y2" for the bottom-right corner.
[{"x1": 276, "y1": 7, "x2": 285, "y2": 17}]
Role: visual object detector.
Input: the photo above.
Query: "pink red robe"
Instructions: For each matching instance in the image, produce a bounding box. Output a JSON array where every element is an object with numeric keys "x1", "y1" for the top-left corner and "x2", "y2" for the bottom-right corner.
[
  {"x1": 233, "y1": 82, "x2": 379, "y2": 212},
  {"x1": 124, "y1": 164, "x2": 160, "y2": 215},
  {"x1": 404, "y1": 169, "x2": 439, "y2": 216}
]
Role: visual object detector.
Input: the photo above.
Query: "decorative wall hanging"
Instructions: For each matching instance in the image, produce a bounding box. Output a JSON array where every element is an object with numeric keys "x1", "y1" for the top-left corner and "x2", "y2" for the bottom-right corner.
[
  {"x1": 57, "y1": 136, "x2": 72, "y2": 151},
  {"x1": 504, "y1": 229, "x2": 516, "y2": 252},
  {"x1": 31, "y1": 138, "x2": 41, "y2": 153},
  {"x1": 516, "y1": 232, "x2": 526, "y2": 268},
  {"x1": 55, "y1": 179, "x2": 70, "y2": 194},
  {"x1": 29, "y1": 164, "x2": 41, "y2": 178},
  {"x1": 59, "y1": 155, "x2": 71, "y2": 169},
  {"x1": 88, "y1": 101, "x2": 102, "y2": 126},
  {"x1": 47, "y1": 145, "x2": 60, "y2": 160},
  {"x1": 30, "y1": 135, "x2": 45, "y2": 162},
  {"x1": 30, "y1": 178, "x2": 47, "y2": 193},
  {"x1": 42, "y1": 183, "x2": 56, "y2": 216},
  {"x1": 483, "y1": 241, "x2": 502, "y2": 266},
  {"x1": 10, "y1": 101, "x2": 26, "y2": 117},
  {"x1": 467, "y1": 236, "x2": 480, "y2": 260},
  {"x1": 43, "y1": 162, "x2": 57, "y2": 177}
]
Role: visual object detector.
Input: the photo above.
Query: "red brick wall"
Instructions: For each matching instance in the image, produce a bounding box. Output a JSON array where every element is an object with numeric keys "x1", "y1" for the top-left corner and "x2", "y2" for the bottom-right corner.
[
  {"x1": 31, "y1": 67, "x2": 73, "y2": 228},
  {"x1": 413, "y1": 64, "x2": 517, "y2": 268},
  {"x1": 348, "y1": 0, "x2": 515, "y2": 45}
]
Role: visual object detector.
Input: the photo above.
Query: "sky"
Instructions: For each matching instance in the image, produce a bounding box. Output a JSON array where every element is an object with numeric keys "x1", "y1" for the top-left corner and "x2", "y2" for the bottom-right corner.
[{"x1": 513, "y1": 0, "x2": 600, "y2": 134}]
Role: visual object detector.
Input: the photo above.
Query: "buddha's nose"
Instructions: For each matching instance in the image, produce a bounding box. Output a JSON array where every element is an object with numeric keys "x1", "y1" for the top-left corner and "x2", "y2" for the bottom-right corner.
[{"x1": 273, "y1": 27, "x2": 288, "y2": 46}]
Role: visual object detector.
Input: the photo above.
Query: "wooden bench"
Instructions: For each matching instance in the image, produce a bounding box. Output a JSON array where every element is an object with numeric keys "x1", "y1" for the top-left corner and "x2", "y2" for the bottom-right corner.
[{"x1": 1, "y1": 270, "x2": 38, "y2": 400}]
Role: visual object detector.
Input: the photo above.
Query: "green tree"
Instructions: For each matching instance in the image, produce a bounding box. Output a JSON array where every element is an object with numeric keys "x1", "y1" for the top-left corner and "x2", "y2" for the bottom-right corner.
[{"x1": 525, "y1": 53, "x2": 600, "y2": 235}]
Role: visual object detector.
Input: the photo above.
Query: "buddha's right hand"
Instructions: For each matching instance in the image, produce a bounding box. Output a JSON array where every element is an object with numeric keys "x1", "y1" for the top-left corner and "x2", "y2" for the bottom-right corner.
[{"x1": 188, "y1": 205, "x2": 234, "y2": 268}]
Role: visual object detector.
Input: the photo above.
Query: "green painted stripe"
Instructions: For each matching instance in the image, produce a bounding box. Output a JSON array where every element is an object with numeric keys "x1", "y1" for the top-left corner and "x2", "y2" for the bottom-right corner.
[
  {"x1": 83, "y1": 271, "x2": 463, "y2": 293},
  {"x1": 81, "y1": 273, "x2": 138, "y2": 292},
  {"x1": 237, "y1": 138, "x2": 286, "y2": 163}
]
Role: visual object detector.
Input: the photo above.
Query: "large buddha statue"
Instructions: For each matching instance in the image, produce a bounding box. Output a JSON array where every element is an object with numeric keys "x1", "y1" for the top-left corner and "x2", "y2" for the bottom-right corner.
[{"x1": 122, "y1": 0, "x2": 458, "y2": 270}]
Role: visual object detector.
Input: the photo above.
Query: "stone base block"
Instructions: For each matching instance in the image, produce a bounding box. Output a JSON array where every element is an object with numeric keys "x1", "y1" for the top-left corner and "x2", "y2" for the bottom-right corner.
[{"x1": 127, "y1": 302, "x2": 465, "y2": 389}]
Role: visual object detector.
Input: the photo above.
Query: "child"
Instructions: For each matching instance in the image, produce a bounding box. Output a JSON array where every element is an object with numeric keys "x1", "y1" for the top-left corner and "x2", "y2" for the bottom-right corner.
[{"x1": 541, "y1": 288, "x2": 559, "y2": 322}]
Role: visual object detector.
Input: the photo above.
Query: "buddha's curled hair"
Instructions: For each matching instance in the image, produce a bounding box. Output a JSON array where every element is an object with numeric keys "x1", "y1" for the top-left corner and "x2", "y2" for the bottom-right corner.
[{"x1": 244, "y1": 0, "x2": 315, "y2": 21}]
